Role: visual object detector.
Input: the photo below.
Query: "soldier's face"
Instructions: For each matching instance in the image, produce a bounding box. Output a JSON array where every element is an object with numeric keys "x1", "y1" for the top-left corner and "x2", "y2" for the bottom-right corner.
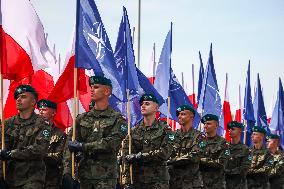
[
  {"x1": 203, "y1": 120, "x2": 218, "y2": 135},
  {"x1": 16, "y1": 92, "x2": 36, "y2": 111},
  {"x1": 251, "y1": 132, "x2": 264, "y2": 144},
  {"x1": 39, "y1": 107, "x2": 56, "y2": 121},
  {"x1": 90, "y1": 84, "x2": 111, "y2": 102},
  {"x1": 267, "y1": 139, "x2": 279, "y2": 150},
  {"x1": 140, "y1": 101, "x2": 158, "y2": 116},
  {"x1": 178, "y1": 110, "x2": 194, "y2": 126},
  {"x1": 229, "y1": 127, "x2": 242, "y2": 138}
]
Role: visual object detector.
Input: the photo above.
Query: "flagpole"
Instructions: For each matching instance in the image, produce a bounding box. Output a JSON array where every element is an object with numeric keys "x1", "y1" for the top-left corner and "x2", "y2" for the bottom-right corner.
[
  {"x1": 132, "y1": 27, "x2": 135, "y2": 45},
  {"x1": 192, "y1": 64, "x2": 195, "y2": 96},
  {"x1": 137, "y1": 0, "x2": 141, "y2": 69},
  {"x1": 71, "y1": 67, "x2": 78, "y2": 178},
  {"x1": 181, "y1": 72, "x2": 184, "y2": 88},
  {"x1": 0, "y1": 73, "x2": 6, "y2": 179},
  {"x1": 243, "y1": 120, "x2": 247, "y2": 144},
  {"x1": 153, "y1": 43, "x2": 156, "y2": 78},
  {"x1": 126, "y1": 89, "x2": 133, "y2": 184},
  {"x1": 167, "y1": 96, "x2": 171, "y2": 126}
]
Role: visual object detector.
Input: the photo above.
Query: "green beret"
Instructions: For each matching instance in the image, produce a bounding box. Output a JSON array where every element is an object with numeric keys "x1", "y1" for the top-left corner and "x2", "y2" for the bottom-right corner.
[
  {"x1": 267, "y1": 133, "x2": 280, "y2": 139},
  {"x1": 201, "y1": 114, "x2": 219, "y2": 124},
  {"x1": 89, "y1": 76, "x2": 112, "y2": 87},
  {"x1": 37, "y1": 99, "x2": 57, "y2": 110},
  {"x1": 14, "y1": 84, "x2": 38, "y2": 101},
  {"x1": 252, "y1": 126, "x2": 266, "y2": 135},
  {"x1": 176, "y1": 105, "x2": 195, "y2": 116},
  {"x1": 139, "y1": 94, "x2": 158, "y2": 105},
  {"x1": 227, "y1": 121, "x2": 244, "y2": 130}
]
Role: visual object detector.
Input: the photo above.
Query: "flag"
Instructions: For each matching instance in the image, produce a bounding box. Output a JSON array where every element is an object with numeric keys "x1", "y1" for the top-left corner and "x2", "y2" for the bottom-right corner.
[
  {"x1": 197, "y1": 51, "x2": 204, "y2": 104},
  {"x1": 154, "y1": 25, "x2": 199, "y2": 128},
  {"x1": 113, "y1": 7, "x2": 141, "y2": 126},
  {"x1": 0, "y1": 0, "x2": 54, "y2": 81},
  {"x1": 243, "y1": 61, "x2": 255, "y2": 146},
  {"x1": 75, "y1": 0, "x2": 123, "y2": 101},
  {"x1": 267, "y1": 94, "x2": 275, "y2": 124},
  {"x1": 234, "y1": 84, "x2": 242, "y2": 122},
  {"x1": 253, "y1": 73, "x2": 269, "y2": 131},
  {"x1": 269, "y1": 78, "x2": 284, "y2": 148},
  {"x1": 197, "y1": 44, "x2": 223, "y2": 135},
  {"x1": 223, "y1": 73, "x2": 232, "y2": 141},
  {"x1": 148, "y1": 44, "x2": 156, "y2": 84}
]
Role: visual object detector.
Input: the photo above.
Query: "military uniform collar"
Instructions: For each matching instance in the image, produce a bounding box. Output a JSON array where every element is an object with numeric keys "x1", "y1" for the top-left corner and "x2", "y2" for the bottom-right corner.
[
  {"x1": 206, "y1": 134, "x2": 218, "y2": 140},
  {"x1": 15, "y1": 112, "x2": 38, "y2": 126},
  {"x1": 138, "y1": 119, "x2": 159, "y2": 130},
  {"x1": 89, "y1": 105, "x2": 114, "y2": 117}
]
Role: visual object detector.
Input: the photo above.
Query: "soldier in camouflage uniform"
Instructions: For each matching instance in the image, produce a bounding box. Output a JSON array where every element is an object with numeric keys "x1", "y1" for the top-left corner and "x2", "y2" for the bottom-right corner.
[
  {"x1": 37, "y1": 99, "x2": 67, "y2": 189},
  {"x1": 199, "y1": 114, "x2": 230, "y2": 189},
  {"x1": 122, "y1": 94, "x2": 174, "y2": 189},
  {"x1": 267, "y1": 133, "x2": 284, "y2": 189},
  {"x1": 62, "y1": 76, "x2": 127, "y2": 189},
  {"x1": 168, "y1": 105, "x2": 203, "y2": 189},
  {"x1": 247, "y1": 126, "x2": 273, "y2": 189},
  {"x1": 0, "y1": 85, "x2": 51, "y2": 189},
  {"x1": 225, "y1": 121, "x2": 251, "y2": 189}
]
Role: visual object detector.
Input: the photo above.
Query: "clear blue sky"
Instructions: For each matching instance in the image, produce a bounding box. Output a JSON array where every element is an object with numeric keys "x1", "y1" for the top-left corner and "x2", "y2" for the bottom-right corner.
[{"x1": 31, "y1": 0, "x2": 284, "y2": 113}]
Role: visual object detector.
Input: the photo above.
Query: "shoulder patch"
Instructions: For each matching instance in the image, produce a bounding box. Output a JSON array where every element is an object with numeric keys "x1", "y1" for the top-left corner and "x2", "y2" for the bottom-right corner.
[
  {"x1": 248, "y1": 155, "x2": 252, "y2": 161},
  {"x1": 120, "y1": 124, "x2": 128, "y2": 134},
  {"x1": 42, "y1": 129, "x2": 50, "y2": 138},
  {"x1": 269, "y1": 159, "x2": 274, "y2": 165},
  {"x1": 199, "y1": 141, "x2": 206, "y2": 148},
  {"x1": 225, "y1": 149, "x2": 230, "y2": 156},
  {"x1": 168, "y1": 133, "x2": 175, "y2": 141}
]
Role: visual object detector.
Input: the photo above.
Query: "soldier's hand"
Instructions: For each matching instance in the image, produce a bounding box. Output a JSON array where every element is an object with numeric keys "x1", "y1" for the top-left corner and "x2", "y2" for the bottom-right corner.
[
  {"x1": 68, "y1": 140, "x2": 83, "y2": 153},
  {"x1": 62, "y1": 173, "x2": 79, "y2": 189},
  {"x1": 0, "y1": 149, "x2": 11, "y2": 161},
  {"x1": 123, "y1": 152, "x2": 142, "y2": 163},
  {"x1": 123, "y1": 184, "x2": 134, "y2": 189}
]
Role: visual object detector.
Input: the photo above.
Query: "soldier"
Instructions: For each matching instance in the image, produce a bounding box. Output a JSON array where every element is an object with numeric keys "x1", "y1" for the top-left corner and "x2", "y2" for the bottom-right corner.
[
  {"x1": 62, "y1": 76, "x2": 127, "y2": 189},
  {"x1": 199, "y1": 114, "x2": 230, "y2": 189},
  {"x1": 121, "y1": 94, "x2": 174, "y2": 189},
  {"x1": 267, "y1": 133, "x2": 284, "y2": 189},
  {"x1": 168, "y1": 105, "x2": 203, "y2": 189},
  {"x1": 0, "y1": 85, "x2": 51, "y2": 189},
  {"x1": 37, "y1": 99, "x2": 67, "y2": 189},
  {"x1": 247, "y1": 126, "x2": 273, "y2": 189},
  {"x1": 225, "y1": 121, "x2": 251, "y2": 189}
]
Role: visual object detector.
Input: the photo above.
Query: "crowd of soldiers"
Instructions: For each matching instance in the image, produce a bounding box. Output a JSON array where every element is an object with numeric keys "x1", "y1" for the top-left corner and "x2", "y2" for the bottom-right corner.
[{"x1": 0, "y1": 75, "x2": 283, "y2": 189}]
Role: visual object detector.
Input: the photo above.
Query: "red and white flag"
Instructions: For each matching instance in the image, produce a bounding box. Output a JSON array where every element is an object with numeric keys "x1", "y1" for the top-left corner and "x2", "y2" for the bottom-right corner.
[
  {"x1": 0, "y1": 0, "x2": 54, "y2": 81},
  {"x1": 223, "y1": 73, "x2": 232, "y2": 141},
  {"x1": 234, "y1": 84, "x2": 242, "y2": 122}
]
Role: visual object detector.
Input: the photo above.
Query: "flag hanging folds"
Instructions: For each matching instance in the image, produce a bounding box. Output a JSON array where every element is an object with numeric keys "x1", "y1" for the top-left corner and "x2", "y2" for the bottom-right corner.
[
  {"x1": 197, "y1": 51, "x2": 204, "y2": 104},
  {"x1": 267, "y1": 94, "x2": 275, "y2": 124},
  {"x1": 243, "y1": 61, "x2": 255, "y2": 146},
  {"x1": 223, "y1": 73, "x2": 232, "y2": 141},
  {"x1": 197, "y1": 44, "x2": 223, "y2": 135},
  {"x1": 253, "y1": 73, "x2": 269, "y2": 132},
  {"x1": 269, "y1": 78, "x2": 284, "y2": 148},
  {"x1": 234, "y1": 84, "x2": 242, "y2": 122},
  {"x1": 154, "y1": 25, "x2": 199, "y2": 128},
  {"x1": 0, "y1": 0, "x2": 54, "y2": 81},
  {"x1": 75, "y1": 0, "x2": 123, "y2": 101}
]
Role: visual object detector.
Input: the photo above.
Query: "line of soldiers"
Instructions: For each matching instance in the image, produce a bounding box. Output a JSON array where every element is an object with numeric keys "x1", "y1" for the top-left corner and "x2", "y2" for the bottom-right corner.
[{"x1": 0, "y1": 75, "x2": 283, "y2": 189}]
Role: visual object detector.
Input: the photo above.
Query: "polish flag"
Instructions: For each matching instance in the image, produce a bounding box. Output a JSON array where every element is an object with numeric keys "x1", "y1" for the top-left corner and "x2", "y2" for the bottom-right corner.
[
  {"x1": 234, "y1": 84, "x2": 242, "y2": 122},
  {"x1": 0, "y1": 0, "x2": 54, "y2": 81},
  {"x1": 148, "y1": 44, "x2": 156, "y2": 84},
  {"x1": 223, "y1": 73, "x2": 232, "y2": 141}
]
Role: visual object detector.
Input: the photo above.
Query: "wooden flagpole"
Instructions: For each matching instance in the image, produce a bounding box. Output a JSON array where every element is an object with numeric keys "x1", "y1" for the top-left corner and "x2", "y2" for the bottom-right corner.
[
  {"x1": 137, "y1": 0, "x2": 141, "y2": 69},
  {"x1": 0, "y1": 74, "x2": 6, "y2": 179},
  {"x1": 126, "y1": 89, "x2": 133, "y2": 184}
]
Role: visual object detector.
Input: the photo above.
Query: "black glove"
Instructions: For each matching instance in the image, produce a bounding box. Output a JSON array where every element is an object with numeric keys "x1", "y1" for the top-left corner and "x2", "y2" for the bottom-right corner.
[
  {"x1": 62, "y1": 173, "x2": 79, "y2": 189},
  {"x1": 68, "y1": 140, "x2": 83, "y2": 153},
  {"x1": 123, "y1": 152, "x2": 142, "y2": 163},
  {"x1": 75, "y1": 152, "x2": 84, "y2": 162},
  {"x1": 123, "y1": 184, "x2": 134, "y2": 189},
  {"x1": 0, "y1": 149, "x2": 11, "y2": 161},
  {"x1": 0, "y1": 178, "x2": 8, "y2": 189}
]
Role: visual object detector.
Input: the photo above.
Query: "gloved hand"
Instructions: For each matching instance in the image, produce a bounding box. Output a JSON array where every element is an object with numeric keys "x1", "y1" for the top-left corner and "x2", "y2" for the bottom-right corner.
[
  {"x1": 0, "y1": 177, "x2": 8, "y2": 189},
  {"x1": 123, "y1": 152, "x2": 142, "y2": 163},
  {"x1": 68, "y1": 140, "x2": 83, "y2": 153},
  {"x1": 123, "y1": 184, "x2": 134, "y2": 189},
  {"x1": 0, "y1": 149, "x2": 11, "y2": 161},
  {"x1": 75, "y1": 152, "x2": 84, "y2": 162},
  {"x1": 62, "y1": 173, "x2": 79, "y2": 189}
]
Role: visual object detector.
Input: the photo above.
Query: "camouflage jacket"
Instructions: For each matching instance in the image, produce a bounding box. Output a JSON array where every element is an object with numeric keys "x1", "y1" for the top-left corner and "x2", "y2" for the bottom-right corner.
[
  {"x1": 269, "y1": 150, "x2": 284, "y2": 184},
  {"x1": 63, "y1": 106, "x2": 127, "y2": 181},
  {"x1": 247, "y1": 145, "x2": 273, "y2": 177},
  {"x1": 45, "y1": 125, "x2": 67, "y2": 186},
  {"x1": 199, "y1": 135, "x2": 230, "y2": 172},
  {"x1": 0, "y1": 113, "x2": 51, "y2": 187},
  {"x1": 168, "y1": 128, "x2": 203, "y2": 171},
  {"x1": 225, "y1": 142, "x2": 251, "y2": 177},
  {"x1": 122, "y1": 119, "x2": 174, "y2": 184}
]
